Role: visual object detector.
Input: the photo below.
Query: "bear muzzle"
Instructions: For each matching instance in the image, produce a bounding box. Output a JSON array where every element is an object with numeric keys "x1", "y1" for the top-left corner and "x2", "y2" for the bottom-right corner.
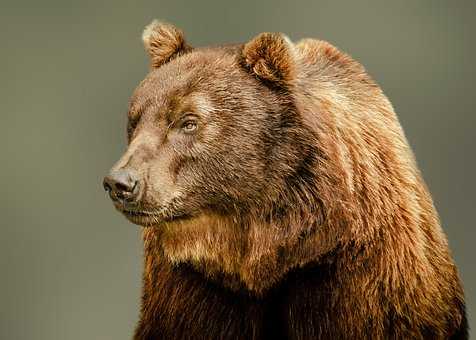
[{"x1": 103, "y1": 169, "x2": 140, "y2": 207}]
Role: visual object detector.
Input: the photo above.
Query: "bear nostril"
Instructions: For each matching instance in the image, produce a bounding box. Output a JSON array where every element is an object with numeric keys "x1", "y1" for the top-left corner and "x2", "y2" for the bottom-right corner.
[
  {"x1": 103, "y1": 180, "x2": 112, "y2": 193},
  {"x1": 115, "y1": 182, "x2": 132, "y2": 193},
  {"x1": 103, "y1": 170, "x2": 140, "y2": 203}
]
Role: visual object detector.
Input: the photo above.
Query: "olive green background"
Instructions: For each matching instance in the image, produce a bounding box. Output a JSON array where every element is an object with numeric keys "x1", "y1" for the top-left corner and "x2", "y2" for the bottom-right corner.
[{"x1": 1, "y1": 0, "x2": 474, "y2": 339}]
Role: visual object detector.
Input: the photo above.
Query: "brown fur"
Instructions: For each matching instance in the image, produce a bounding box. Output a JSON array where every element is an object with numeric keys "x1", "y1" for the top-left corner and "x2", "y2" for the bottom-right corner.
[{"x1": 106, "y1": 21, "x2": 467, "y2": 339}]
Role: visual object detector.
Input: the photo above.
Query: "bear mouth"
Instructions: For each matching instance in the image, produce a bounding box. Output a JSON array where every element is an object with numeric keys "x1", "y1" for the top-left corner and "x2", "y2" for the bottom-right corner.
[
  {"x1": 121, "y1": 208, "x2": 190, "y2": 226},
  {"x1": 121, "y1": 209, "x2": 162, "y2": 226}
]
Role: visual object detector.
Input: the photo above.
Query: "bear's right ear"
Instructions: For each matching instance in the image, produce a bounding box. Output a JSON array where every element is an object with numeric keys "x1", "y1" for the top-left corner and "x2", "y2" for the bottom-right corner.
[
  {"x1": 241, "y1": 32, "x2": 296, "y2": 89},
  {"x1": 142, "y1": 20, "x2": 192, "y2": 68}
]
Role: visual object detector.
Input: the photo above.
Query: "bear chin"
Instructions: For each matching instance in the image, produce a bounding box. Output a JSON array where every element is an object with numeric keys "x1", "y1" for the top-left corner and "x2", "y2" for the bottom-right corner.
[{"x1": 117, "y1": 205, "x2": 193, "y2": 227}]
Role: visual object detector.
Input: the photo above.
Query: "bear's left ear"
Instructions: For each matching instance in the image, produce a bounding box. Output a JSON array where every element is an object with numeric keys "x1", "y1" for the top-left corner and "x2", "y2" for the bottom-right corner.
[
  {"x1": 142, "y1": 20, "x2": 192, "y2": 68},
  {"x1": 242, "y1": 32, "x2": 296, "y2": 88}
]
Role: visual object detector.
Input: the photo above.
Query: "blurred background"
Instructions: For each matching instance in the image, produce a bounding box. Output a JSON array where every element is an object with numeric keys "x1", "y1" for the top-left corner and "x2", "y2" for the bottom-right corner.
[{"x1": 1, "y1": 0, "x2": 474, "y2": 339}]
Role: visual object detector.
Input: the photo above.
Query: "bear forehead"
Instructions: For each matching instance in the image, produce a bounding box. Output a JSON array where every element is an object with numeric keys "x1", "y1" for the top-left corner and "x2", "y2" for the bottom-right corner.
[
  {"x1": 136, "y1": 48, "x2": 239, "y2": 96},
  {"x1": 128, "y1": 47, "x2": 250, "y2": 120}
]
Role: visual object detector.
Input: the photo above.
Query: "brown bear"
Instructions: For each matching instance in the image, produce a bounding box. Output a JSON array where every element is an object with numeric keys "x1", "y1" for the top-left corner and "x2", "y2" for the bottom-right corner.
[{"x1": 103, "y1": 21, "x2": 467, "y2": 339}]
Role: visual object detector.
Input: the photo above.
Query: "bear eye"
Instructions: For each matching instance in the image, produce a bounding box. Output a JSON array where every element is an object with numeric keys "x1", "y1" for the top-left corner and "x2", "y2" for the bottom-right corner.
[{"x1": 181, "y1": 120, "x2": 198, "y2": 133}]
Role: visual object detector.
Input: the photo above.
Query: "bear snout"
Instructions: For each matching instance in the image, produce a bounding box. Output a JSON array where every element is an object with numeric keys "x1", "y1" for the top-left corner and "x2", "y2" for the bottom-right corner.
[{"x1": 103, "y1": 168, "x2": 140, "y2": 207}]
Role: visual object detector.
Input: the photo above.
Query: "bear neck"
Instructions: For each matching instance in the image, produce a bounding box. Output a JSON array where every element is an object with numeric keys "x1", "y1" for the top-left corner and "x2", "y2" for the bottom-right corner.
[
  {"x1": 141, "y1": 185, "x2": 354, "y2": 296},
  {"x1": 141, "y1": 134, "x2": 364, "y2": 295}
]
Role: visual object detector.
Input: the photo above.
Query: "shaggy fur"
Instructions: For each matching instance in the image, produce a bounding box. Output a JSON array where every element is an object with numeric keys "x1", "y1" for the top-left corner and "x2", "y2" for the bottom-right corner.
[{"x1": 106, "y1": 21, "x2": 467, "y2": 339}]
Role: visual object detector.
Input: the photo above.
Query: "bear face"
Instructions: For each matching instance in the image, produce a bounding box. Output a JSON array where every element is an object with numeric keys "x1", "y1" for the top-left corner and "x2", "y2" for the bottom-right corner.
[{"x1": 115, "y1": 51, "x2": 280, "y2": 225}]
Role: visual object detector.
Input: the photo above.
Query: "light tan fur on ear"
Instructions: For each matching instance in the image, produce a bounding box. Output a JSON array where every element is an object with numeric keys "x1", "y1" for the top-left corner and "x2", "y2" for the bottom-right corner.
[
  {"x1": 142, "y1": 20, "x2": 191, "y2": 68},
  {"x1": 242, "y1": 32, "x2": 296, "y2": 87}
]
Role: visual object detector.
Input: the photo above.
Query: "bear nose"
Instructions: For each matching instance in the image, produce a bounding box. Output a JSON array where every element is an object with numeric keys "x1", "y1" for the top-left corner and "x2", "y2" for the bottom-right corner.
[{"x1": 103, "y1": 169, "x2": 140, "y2": 203}]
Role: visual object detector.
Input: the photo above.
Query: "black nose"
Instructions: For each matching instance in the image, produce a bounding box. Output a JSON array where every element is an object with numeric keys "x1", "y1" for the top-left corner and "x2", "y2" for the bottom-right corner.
[{"x1": 103, "y1": 169, "x2": 140, "y2": 203}]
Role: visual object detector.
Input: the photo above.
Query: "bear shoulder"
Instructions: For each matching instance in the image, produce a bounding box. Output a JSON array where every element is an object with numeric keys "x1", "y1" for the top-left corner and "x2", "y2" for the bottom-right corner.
[{"x1": 295, "y1": 38, "x2": 379, "y2": 91}]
